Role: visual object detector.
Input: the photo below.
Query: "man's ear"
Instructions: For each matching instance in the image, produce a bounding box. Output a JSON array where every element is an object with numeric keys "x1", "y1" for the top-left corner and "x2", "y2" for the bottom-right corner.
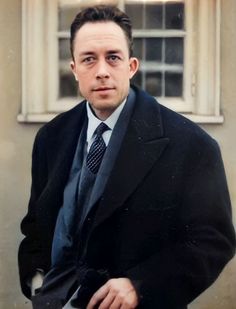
[
  {"x1": 70, "y1": 61, "x2": 78, "y2": 81},
  {"x1": 129, "y1": 57, "x2": 139, "y2": 79}
]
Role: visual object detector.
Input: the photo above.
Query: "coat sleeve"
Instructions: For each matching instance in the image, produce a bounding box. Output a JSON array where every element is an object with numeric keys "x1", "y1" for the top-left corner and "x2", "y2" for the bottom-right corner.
[
  {"x1": 124, "y1": 140, "x2": 236, "y2": 308},
  {"x1": 18, "y1": 128, "x2": 51, "y2": 299}
]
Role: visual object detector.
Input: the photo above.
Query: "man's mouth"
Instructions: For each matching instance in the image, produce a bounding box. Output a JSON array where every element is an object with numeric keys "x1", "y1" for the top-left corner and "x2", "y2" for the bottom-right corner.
[{"x1": 93, "y1": 87, "x2": 115, "y2": 92}]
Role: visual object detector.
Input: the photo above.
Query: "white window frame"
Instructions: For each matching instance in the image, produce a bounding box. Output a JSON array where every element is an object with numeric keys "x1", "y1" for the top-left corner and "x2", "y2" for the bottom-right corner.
[{"x1": 18, "y1": 0, "x2": 223, "y2": 124}]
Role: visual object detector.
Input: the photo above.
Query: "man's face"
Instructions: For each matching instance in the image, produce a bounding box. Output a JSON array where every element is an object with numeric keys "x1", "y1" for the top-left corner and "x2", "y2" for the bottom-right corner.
[{"x1": 71, "y1": 21, "x2": 139, "y2": 120}]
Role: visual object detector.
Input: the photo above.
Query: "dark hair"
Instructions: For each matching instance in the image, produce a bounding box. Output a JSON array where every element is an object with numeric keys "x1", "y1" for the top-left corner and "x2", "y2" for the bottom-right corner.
[{"x1": 70, "y1": 5, "x2": 133, "y2": 58}]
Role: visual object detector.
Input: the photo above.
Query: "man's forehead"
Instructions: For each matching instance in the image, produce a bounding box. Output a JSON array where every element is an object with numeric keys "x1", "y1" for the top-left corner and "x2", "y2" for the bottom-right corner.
[
  {"x1": 74, "y1": 21, "x2": 129, "y2": 54},
  {"x1": 75, "y1": 21, "x2": 126, "y2": 41}
]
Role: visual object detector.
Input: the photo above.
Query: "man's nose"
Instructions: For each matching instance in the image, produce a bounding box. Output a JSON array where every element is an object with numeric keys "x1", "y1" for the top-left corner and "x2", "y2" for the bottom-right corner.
[{"x1": 95, "y1": 60, "x2": 110, "y2": 79}]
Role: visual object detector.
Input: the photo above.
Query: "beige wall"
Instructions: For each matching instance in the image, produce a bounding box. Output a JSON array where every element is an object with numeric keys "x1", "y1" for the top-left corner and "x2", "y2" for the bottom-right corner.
[
  {"x1": 0, "y1": 1, "x2": 235, "y2": 308},
  {"x1": 0, "y1": 1, "x2": 40, "y2": 308}
]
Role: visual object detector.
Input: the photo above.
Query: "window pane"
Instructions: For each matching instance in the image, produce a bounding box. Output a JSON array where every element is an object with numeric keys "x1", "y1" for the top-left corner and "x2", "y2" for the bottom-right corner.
[
  {"x1": 125, "y1": 3, "x2": 143, "y2": 29},
  {"x1": 165, "y1": 2, "x2": 184, "y2": 30},
  {"x1": 165, "y1": 72, "x2": 183, "y2": 97},
  {"x1": 59, "y1": 7, "x2": 78, "y2": 31},
  {"x1": 146, "y1": 38, "x2": 162, "y2": 62},
  {"x1": 59, "y1": 1, "x2": 119, "y2": 31},
  {"x1": 59, "y1": 72, "x2": 77, "y2": 98},
  {"x1": 59, "y1": 39, "x2": 71, "y2": 60},
  {"x1": 146, "y1": 72, "x2": 162, "y2": 97},
  {"x1": 145, "y1": 3, "x2": 163, "y2": 29},
  {"x1": 133, "y1": 38, "x2": 143, "y2": 59},
  {"x1": 165, "y1": 38, "x2": 184, "y2": 64}
]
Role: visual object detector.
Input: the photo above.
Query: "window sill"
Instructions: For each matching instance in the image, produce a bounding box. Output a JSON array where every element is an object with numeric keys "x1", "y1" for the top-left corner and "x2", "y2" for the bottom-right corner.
[
  {"x1": 17, "y1": 113, "x2": 224, "y2": 124},
  {"x1": 182, "y1": 114, "x2": 224, "y2": 124},
  {"x1": 17, "y1": 113, "x2": 58, "y2": 123}
]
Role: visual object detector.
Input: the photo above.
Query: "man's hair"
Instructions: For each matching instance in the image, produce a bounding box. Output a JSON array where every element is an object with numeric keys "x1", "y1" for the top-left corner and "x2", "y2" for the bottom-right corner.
[{"x1": 70, "y1": 5, "x2": 133, "y2": 58}]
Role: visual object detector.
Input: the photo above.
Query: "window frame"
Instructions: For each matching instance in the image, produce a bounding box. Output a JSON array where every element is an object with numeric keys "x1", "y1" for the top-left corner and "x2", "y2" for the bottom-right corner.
[{"x1": 18, "y1": 0, "x2": 223, "y2": 124}]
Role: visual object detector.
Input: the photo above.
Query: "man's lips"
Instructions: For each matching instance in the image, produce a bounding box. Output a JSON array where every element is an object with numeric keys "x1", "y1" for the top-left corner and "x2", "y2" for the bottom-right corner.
[{"x1": 93, "y1": 87, "x2": 115, "y2": 92}]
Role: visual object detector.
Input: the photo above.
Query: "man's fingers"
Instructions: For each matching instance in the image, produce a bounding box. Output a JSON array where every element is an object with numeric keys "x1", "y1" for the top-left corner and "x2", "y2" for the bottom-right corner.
[
  {"x1": 86, "y1": 283, "x2": 109, "y2": 309},
  {"x1": 97, "y1": 291, "x2": 116, "y2": 309},
  {"x1": 107, "y1": 295, "x2": 122, "y2": 309},
  {"x1": 87, "y1": 278, "x2": 138, "y2": 309}
]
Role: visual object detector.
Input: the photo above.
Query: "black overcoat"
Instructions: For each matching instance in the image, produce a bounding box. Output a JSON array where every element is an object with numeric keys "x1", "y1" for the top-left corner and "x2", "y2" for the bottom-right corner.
[{"x1": 18, "y1": 86, "x2": 236, "y2": 308}]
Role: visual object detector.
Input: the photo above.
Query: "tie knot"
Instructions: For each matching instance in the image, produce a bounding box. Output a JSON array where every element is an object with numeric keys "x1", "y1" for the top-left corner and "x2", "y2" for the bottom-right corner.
[{"x1": 95, "y1": 122, "x2": 109, "y2": 137}]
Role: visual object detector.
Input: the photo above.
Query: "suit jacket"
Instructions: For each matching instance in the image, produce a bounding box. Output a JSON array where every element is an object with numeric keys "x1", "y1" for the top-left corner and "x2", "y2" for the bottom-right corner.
[{"x1": 18, "y1": 86, "x2": 236, "y2": 308}]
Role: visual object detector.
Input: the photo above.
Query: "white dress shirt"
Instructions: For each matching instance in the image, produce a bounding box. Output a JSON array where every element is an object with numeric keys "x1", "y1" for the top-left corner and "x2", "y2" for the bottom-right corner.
[{"x1": 86, "y1": 99, "x2": 126, "y2": 151}]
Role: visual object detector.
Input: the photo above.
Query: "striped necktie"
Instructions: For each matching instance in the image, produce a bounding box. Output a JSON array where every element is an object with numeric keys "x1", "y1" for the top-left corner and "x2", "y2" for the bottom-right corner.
[{"x1": 86, "y1": 122, "x2": 110, "y2": 174}]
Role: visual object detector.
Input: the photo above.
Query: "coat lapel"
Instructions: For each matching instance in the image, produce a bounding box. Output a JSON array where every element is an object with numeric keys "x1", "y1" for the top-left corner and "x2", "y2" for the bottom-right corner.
[
  {"x1": 92, "y1": 88, "x2": 169, "y2": 229},
  {"x1": 38, "y1": 102, "x2": 87, "y2": 230},
  {"x1": 80, "y1": 89, "x2": 137, "y2": 226},
  {"x1": 47, "y1": 103, "x2": 87, "y2": 190}
]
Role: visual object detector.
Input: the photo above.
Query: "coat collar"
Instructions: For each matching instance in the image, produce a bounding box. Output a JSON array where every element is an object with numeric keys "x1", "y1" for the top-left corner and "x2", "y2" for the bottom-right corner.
[
  {"x1": 92, "y1": 87, "x2": 170, "y2": 229},
  {"x1": 46, "y1": 102, "x2": 87, "y2": 182},
  {"x1": 37, "y1": 102, "x2": 88, "y2": 232}
]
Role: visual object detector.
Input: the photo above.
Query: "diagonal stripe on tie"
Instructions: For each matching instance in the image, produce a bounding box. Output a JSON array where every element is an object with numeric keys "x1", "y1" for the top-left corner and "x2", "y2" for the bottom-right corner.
[{"x1": 86, "y1": 122, "x2": 110, "y2": 174}]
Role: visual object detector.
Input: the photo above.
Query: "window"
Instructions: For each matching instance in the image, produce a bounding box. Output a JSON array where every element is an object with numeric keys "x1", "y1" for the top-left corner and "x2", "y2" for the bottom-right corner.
[
  {"x1": 126, "y1": 1, "x2": 186, "y2": 106},
  {"x1": 18, "y1": 0, "x2": 223, "y2": 123}
]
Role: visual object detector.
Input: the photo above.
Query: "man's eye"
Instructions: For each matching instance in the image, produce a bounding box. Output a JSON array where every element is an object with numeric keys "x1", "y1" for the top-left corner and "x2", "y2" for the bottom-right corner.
[
  {"x1": 83, "y1": 57, "x2": 95, "y2": 63},
  {"x1": 107, "y1": 55, "x2": 120, "y2": 62}
]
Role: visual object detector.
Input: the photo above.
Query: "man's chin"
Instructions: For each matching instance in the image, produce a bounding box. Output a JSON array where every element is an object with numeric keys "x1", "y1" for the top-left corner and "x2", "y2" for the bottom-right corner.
[{"x1": 90, "y1": 103, "x2": 119, "y2": 120}]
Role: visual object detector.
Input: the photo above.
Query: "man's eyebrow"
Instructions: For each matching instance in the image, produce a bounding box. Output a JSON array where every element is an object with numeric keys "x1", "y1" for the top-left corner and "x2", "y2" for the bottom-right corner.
[
  {"x1": 77, "y1": 49, "x2": 124, "y2": 57},
  {"x1": 107, "y1": 50, "x2": 123, "y2": 54},
  {"x1": 78, "y1": 51, "x2": 96, "y2": 57}
]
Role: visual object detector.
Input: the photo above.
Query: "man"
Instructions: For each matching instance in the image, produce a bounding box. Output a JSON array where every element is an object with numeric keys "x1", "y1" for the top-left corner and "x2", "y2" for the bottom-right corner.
[{"x1": 18, "y1": 5, "x2": 235, "y2": 309}]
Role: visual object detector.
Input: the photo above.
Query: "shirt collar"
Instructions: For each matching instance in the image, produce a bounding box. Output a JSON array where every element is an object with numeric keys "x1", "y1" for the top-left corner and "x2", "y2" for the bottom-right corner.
[{"x1": 86, "y1": 99, "x2": 126, "y2": 142}]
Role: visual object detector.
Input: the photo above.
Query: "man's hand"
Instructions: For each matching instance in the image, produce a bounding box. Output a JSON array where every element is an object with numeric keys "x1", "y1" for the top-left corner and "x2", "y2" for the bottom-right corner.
[
  {"x1": 86, "y1": 278, "x2": 138, "y2": 309},
  {"x1": 31, "y1": 271, "x2": 44, "y2": 296}
]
